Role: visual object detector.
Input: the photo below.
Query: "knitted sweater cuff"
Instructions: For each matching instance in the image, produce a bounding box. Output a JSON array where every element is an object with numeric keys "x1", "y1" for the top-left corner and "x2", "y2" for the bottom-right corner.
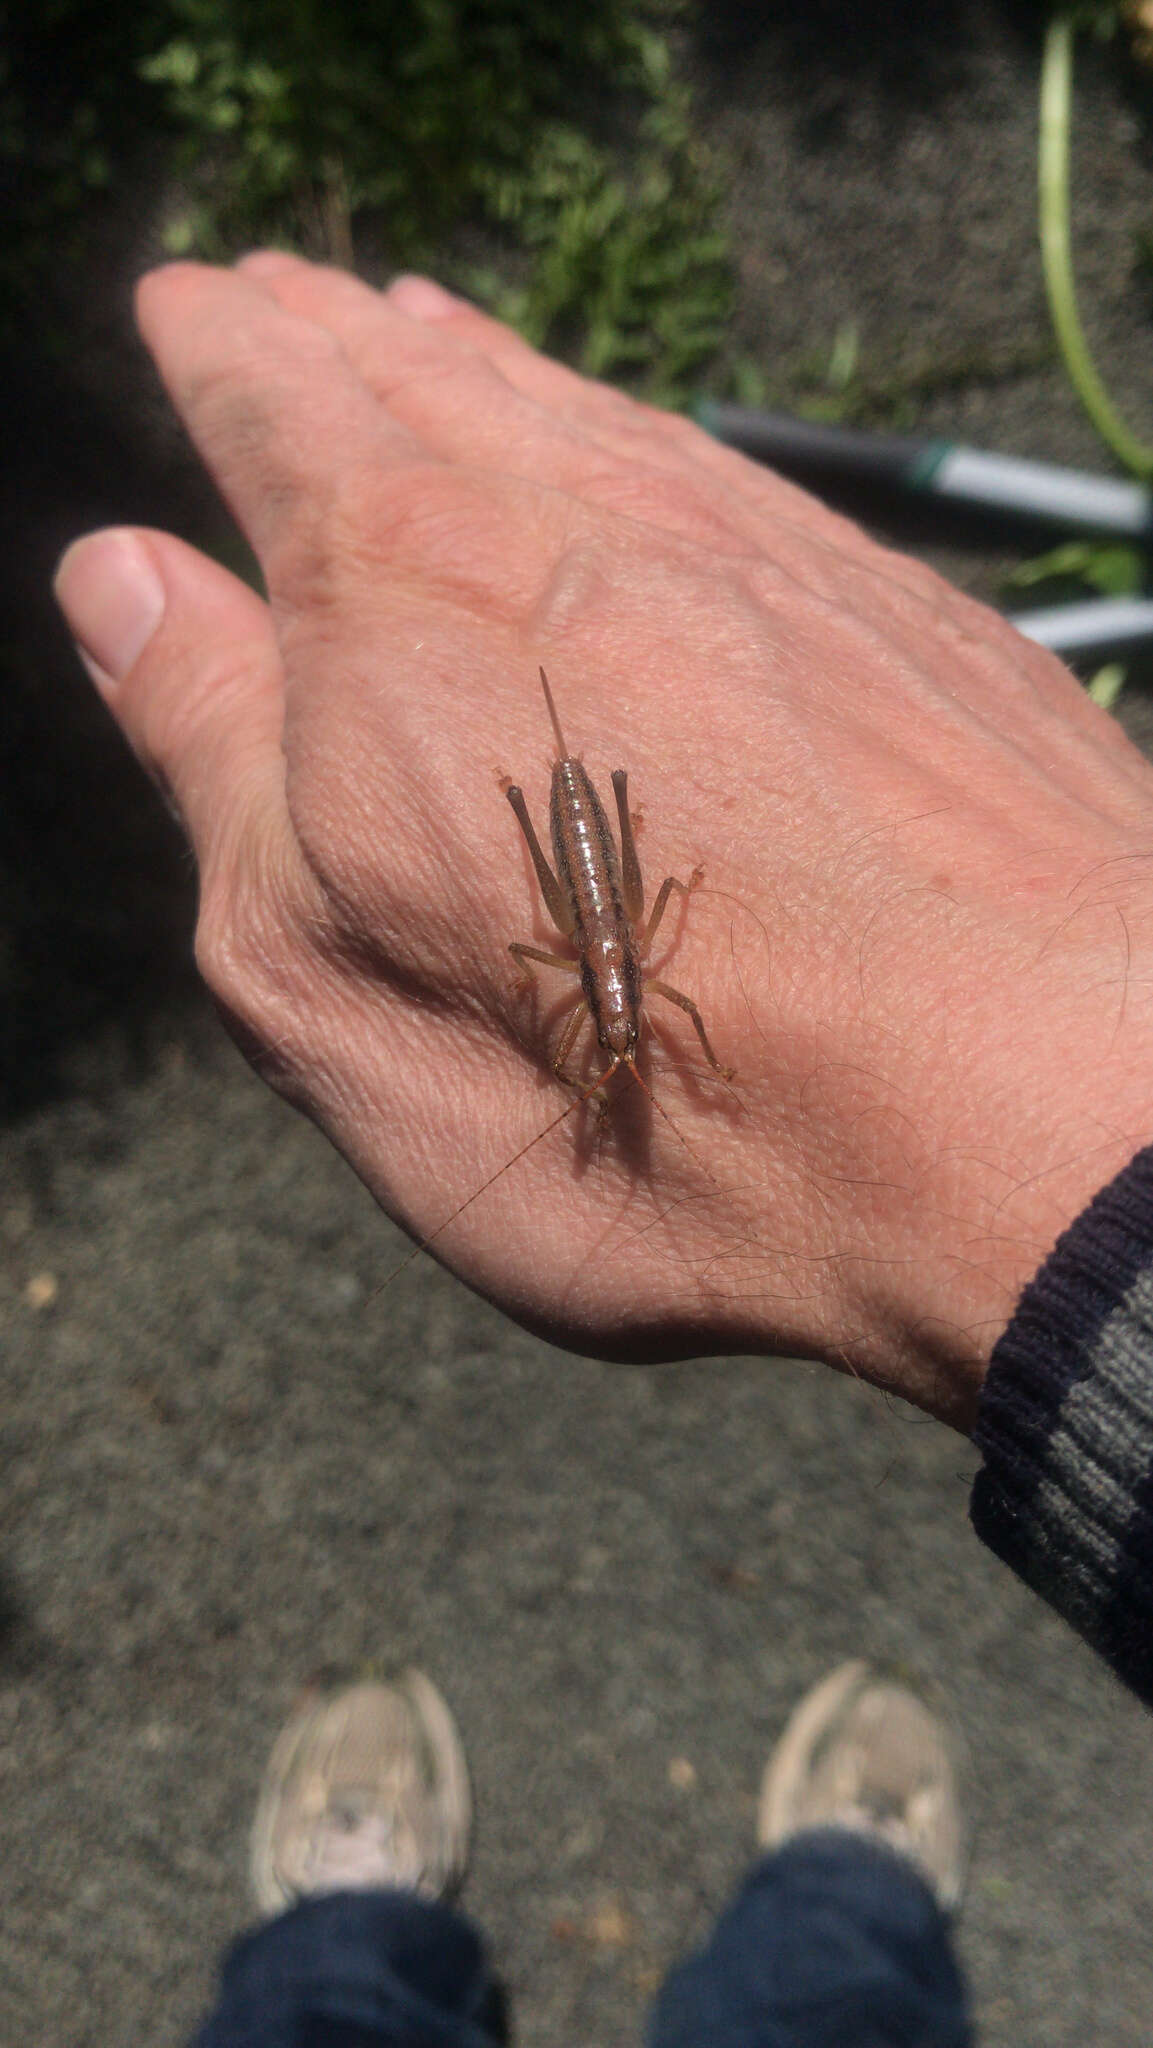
[{"x1": 970, "y1": 1144, "x2": 1153, "y2": 1705}]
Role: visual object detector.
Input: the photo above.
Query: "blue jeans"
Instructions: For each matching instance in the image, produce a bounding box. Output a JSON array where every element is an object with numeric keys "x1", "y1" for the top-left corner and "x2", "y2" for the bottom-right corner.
[{"x1": 192, "y1": 1831, "x2": 972, "y2": 2047}]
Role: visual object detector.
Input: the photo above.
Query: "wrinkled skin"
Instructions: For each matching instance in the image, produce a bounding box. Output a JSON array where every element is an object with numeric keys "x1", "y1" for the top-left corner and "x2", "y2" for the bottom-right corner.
[{"x1": 54, "y1": 255, "x2": 1153, "y2": 1431}]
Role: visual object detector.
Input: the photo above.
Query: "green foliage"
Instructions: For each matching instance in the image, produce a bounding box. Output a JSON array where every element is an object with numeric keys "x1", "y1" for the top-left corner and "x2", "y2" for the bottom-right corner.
[
  {"x1": 2, "y1": 0, "x2": 731, "y2": 401},
  {"x1": 731, "y1": 329, "x2": 1056, "y2": 434},
  {"x1": 468, "y1": 116, "x2": 730, "y2": 401},
  {"x1": 1004, "y1": 538, "x2": 1145, "y2": 601},
  {"x1": 1004, "y1": 537, "x2": 1144, "y2": 706}
]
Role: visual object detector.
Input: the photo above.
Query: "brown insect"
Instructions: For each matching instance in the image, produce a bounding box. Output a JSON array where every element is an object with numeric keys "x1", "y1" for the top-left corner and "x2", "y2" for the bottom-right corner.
[
  {"x1": 379, "y1": 667, "x2": 732, "y2": 1286},
  {"x1": 505, "y1": 666, "x2": 733, "y2": 1095}
]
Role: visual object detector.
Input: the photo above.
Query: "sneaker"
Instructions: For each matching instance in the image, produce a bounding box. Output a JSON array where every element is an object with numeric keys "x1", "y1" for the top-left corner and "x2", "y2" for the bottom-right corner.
[
  {"x1": 249, "y1": 1670, "x2": 471, "y2": 1916},
  {"x1": 757, "y1": 1660, "x2": 965, "y2": 1910}
]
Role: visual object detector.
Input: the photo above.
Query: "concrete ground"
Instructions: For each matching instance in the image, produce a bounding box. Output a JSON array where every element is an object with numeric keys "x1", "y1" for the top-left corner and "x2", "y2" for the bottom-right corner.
[{"x1": 4, "y1": 5, "x2": 1153, "y2": 2043}]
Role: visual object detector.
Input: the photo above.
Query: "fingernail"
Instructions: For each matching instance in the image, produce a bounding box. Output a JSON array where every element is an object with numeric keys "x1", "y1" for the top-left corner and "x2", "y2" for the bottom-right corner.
[
  {"x1": 53, "y1": 530, "x2": 166, "y2": 693},
  {"x1": 387, "y1": 274, "x2": 465, "y2": 321}
]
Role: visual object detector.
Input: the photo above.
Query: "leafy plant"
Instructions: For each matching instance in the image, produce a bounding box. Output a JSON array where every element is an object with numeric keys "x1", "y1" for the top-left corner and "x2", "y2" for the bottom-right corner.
[
  {"x1": 469, "y1": 115, "x2": 731, "y2": 401},
  {"x1": 2, "y1": 0, "x2": 731, "y2": 402},
  {"x1": 1004, "y1": 539, "x2": 1145, "y2": 601}
]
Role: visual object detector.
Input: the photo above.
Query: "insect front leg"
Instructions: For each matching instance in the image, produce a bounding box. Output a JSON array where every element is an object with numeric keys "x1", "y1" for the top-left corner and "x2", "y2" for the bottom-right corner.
[{"x1": 550, "y1": 993, "x2": 593, "y2": 1087}]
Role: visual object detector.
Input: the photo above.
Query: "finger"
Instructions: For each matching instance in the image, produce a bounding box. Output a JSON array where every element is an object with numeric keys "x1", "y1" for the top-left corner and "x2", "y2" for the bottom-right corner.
[
  {"x1": 138, "y1": 260, "x2": 582, "y2": 627},
  {"x1": 381, "y1": 276, "x2": 885, "y2": 540},
  {"x1": 239, "y1": 255, "x2": 896, "y2": 570},
  {"x1": 240, "y1": 251, "x2": 613, "y2": 420},
  {"x1": 236, "y1": 255, "x2": 679, "y2": 485},
  {"x1": 234, "y1": 255, "x2": 818, "y2": 557},
  {"x1": 230, "y1": 260, "x2": 1112, "y2": 759},
  {"x1": 135, "y1": 261, "x2": 427, "y2": 574},
  {"x1": 53, "y1": 525, "x2": 296, "y2": 888}
]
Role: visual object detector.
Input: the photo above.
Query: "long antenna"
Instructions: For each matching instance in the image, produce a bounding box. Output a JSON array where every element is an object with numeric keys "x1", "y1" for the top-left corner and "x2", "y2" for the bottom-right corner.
[
  {"x1": 538, "y1": 665, "x2": 569, "y2": 758},
  {"x1": 620, "y1": 1052, "x2": 723, "y2": 1191},
  {"x1": 370, "y1": 1056, "x2": 620, "y2": 1298}
]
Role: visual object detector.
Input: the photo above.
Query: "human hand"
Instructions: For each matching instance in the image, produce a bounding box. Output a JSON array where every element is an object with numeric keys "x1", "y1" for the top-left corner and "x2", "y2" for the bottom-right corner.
[{"x1": 53, "y1": 253, "x2": 1153, "y2": 1430}]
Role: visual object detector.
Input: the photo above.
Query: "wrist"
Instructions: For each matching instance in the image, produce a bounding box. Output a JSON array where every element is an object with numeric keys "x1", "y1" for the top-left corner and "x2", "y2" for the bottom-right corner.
[{"x1": 706, "y1": 903, "x2": 1153, "y2": 1432}]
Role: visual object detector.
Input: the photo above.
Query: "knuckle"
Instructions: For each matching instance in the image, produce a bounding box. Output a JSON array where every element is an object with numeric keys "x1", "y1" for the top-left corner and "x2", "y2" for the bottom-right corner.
[
  {"x1": 194, "y1": 884, "x2": 268, "y2": 1030},
  {"x1": 272, "y1": 462, "x2": 552, "y2": 623},
  {"x1": 270, "y1": 460, "x2": 445, "y2": 593},
  {"x1": 577, "y1": 463, "x2": 747, "y2": 553},
  {"x1": 128, "y1": 642, "x2": 258, "y2": 781},
  {"x1": 193, "y1": 838, "x2": 310, "y2": 1051},
  {"x1": 185, "y1": 334, "x2": 348, "y2": 497}
]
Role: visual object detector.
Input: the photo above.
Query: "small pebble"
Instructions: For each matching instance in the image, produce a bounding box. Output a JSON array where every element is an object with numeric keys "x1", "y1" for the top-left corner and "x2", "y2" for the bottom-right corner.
[{"x1": 24, "y1": 1273, "x2": 59, "y2": 1310}]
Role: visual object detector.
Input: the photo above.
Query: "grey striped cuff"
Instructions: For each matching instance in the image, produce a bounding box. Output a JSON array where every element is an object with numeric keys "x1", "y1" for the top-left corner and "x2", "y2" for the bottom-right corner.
[{"x1": 970, "y1": 1144, "x2": 1153, "y2": 1704}]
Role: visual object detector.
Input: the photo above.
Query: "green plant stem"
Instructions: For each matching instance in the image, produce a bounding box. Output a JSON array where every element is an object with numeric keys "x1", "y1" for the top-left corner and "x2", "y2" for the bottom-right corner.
[{"x1": 1039, "y1": 9, "x2": 1153, "y2": 477}]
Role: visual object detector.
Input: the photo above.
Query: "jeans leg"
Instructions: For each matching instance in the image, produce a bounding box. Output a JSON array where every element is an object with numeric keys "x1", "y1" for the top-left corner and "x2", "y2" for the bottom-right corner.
[
  {"x1": 190, "y1": 1887, "x2": 505, "y2": 2048},
  {"x1": 649, "y1": 1829, "x2": 973, "y2": 2048}
]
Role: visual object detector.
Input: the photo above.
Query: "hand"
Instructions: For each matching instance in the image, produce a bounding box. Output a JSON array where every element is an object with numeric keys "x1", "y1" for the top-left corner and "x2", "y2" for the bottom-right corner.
[{"x1": 53, "y1": 253, "x2": 1153, "y2": 1431}]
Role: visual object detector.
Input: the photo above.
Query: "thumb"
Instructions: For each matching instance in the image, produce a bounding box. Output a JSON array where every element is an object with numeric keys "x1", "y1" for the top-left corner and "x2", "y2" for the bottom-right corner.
[{"x1": 53, "y1": 526, "x2": 289, "y2": 884}]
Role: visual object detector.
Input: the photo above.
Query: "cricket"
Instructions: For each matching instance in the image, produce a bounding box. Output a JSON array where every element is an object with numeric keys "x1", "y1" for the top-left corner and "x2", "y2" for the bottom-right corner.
[{"x1": 380, "y1": 666, "x2": 734, "y2": 1287}]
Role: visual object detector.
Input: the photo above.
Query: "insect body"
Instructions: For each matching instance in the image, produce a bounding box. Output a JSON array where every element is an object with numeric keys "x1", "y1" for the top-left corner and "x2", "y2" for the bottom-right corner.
[
  {"x1": 505, "y1": 667, "x2": 733, "y2": 1093},
  {"x1": 377, "y1": 668, "x2": 731, "y2": 1291}
]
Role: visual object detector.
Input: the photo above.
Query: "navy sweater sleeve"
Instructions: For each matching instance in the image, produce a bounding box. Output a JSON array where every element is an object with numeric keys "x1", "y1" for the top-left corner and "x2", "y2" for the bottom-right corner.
[{"x1": 970, "y1": 1144, "x2": 1153, "y2": 1705}]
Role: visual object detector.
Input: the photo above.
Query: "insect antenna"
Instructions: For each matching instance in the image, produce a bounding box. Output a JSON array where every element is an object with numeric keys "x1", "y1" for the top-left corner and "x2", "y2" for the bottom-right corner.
[
  {"x1": 370, "y1": 1056, "x2": 619, "y2": 1300},
  {"x1": 620, "y1": 1051, "x2": 725, "y2": 1193}
]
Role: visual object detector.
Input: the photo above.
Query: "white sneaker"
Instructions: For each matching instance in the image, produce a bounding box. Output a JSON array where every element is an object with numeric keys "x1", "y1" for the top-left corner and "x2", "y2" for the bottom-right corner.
[
  {"x1": 249, "y1": 1671, "x2": 471, "y2": 1916},
  {"x1": 757, "y1": 1660, "x2": 965, "y2": 1910}
]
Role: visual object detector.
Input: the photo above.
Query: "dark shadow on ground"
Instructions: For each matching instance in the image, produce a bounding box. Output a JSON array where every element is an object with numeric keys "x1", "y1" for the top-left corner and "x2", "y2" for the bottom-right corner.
[{"x1": 0, "y1": 322, "x2": 230, "y2": 1120}]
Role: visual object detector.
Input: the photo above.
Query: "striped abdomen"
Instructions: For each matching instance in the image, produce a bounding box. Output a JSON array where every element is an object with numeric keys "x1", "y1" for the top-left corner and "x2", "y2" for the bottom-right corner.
[{"x1": 549, "y1": 757, "x2": 642, "y2": 1062}]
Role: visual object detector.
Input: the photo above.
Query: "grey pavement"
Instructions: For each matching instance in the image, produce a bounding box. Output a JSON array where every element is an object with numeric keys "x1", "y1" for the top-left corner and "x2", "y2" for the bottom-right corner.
[
  {"x1": 4, "y1": 7, "x2": 1153, "y2": 2044},
  {"x1": 4, "y1": 1021, "x2": 1153, "y2": 2045}
]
